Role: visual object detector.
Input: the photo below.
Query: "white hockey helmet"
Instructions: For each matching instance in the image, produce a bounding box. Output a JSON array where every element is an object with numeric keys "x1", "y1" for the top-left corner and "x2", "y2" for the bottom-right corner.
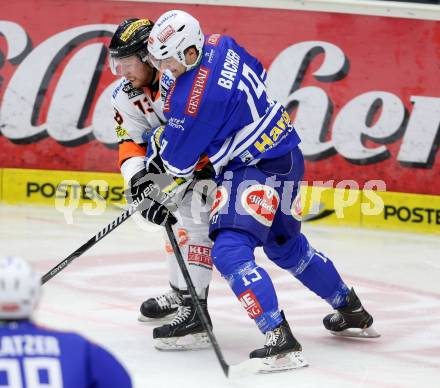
[
  {"x1": 0, "y1": 256, "x2": 41, "y2": 320},
  {"x1": 148, "y1": 10, "x2": 204, "y2": 71}
]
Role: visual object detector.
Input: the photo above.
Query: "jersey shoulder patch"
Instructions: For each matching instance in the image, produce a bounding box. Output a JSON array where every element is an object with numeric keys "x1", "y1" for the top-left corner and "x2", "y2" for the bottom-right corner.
[
  {"x1": 205, "y1": 34, "x2": 222, "y2": 46},
  {"x1": 111, "y1": 78, "x2": 125, "y2": 100}
]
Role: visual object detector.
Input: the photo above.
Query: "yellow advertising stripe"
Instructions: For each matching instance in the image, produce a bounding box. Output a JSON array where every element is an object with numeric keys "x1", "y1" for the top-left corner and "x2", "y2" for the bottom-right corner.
[
  {"x1": 0, "y1": 168, "x2": 3, "y2": 201},
  {"x1": 1, "y1": 168, "x2": 125, "y2": 207},
  {"x1": 1, "y1": 168, "x2": 439, "y2": 234},
  {"x1": 299, "y1": 185, "x2": 361, "y2": 226},
  {"x1": 362, "y1": 190, "x2": 440, "y2": 234}
]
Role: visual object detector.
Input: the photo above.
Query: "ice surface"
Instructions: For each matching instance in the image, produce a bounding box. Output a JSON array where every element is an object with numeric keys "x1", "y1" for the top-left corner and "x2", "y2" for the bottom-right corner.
[{"x1": 1, "y1": 203, "x2": 439, "y2": 388}]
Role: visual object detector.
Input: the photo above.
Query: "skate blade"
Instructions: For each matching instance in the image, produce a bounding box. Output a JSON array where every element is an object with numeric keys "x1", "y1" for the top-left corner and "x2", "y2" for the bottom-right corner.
[
  {"x1": 154, "y1": 332, "x2": 211, "y2": 351},
  {"x1": 137, "y1": 312, "x2": 176, "y2": 323},
  {"x1": 257, "y1": 351, "x2": 308, "y2": 373},
  {"x1": 330, "y1": 326, "x2": 380, "y2": 338}
]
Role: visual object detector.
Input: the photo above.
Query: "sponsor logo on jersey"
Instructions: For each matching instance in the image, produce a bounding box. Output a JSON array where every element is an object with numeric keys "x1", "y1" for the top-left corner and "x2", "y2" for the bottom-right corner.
[
  {"x1": 163, "y1": 81, "x2": 176, "y2": 112},
  {"x1": 165, "y1": 229, "x2": 189, "y2": 253},
  {"x1": 112, "y1": 81, "x2": 123, "y2": 99},
  {"x1": 210, "y1": 186, "x2": 229, "y2": 220},
  {"x1": 239, "y1": 290, "x2": 263, "y2": 319},
  {"x1": 115, "y1": 125, "x2": 128, "y2": 139},
  {"x1": 168, "y1": 117, "x2": 186, "y2": 131},
  {"x1": 253, "y1": 110, "x2": 292, "y2": 153},
  {"x1": 188, "y1": 245, "x2": 213, "y2": 268},
  {"x1": 241, "y1": 185, "x2": 280, "y2": 226},
  {"x1": 153, "y1": 125, "x2": 165, "y2": 147},
  {"x1": 204, "y1": 48, "x2": 215, "y2": 64},
  {"x1": 291, "y1": 190, "x2": 303, "y2": 221},
  {"x1": 238, "y1": 150, "x2": 254, "y2": 163},
  {"x1": 161, "y1": 72, "x2": 175, "y2": 88},
  {"x1": 185, "y1": 66, "x2": 210, "y2": 116},
  {"x1": 206, "y1": 34, "x2": 221, "y2": 46},
  {"x1": 120, "y1": 19, "x2": 152, "y2": 42},
  {"x1": 122, "y1": 81, "x2": 143, "y2": 99},
  {"x1": 157, "y1": 25, "x2": 176, "y2": 44}
]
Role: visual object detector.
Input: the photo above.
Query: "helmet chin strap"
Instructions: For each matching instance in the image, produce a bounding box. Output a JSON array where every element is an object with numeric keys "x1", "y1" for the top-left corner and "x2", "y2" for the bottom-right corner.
[
  {"x1": 149, "y1": 67, "x2": 158, "y2": 88},
  {"x1": 137, "y1": 50, "x2": 158, "y2": 87},
  {"x1": 143, "y1": 67, "x2": 160, "y2": 95},
  {"x1": 183, "y1": 48, "x2": 203, "y2": 72}
]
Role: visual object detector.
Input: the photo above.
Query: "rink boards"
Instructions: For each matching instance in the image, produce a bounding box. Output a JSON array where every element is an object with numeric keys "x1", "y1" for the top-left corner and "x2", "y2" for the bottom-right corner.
[{"x1": 1, "y1": 167, "x2": 438, "y2": 234}]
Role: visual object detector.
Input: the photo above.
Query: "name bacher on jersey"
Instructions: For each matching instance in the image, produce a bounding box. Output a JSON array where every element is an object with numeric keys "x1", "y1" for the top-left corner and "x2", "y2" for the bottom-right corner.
[{"x1": 156, "y1": 34, "x2": 301, "y2": 178}]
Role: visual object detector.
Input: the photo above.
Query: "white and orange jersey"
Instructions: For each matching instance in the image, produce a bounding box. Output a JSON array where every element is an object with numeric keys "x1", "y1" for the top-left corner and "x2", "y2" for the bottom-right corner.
[
  {"x1": 111, "y1": 71, "x2": 175, "y2": 182},
  {"x1": 111, "y1": 73, "x2": 213, "y2": 299}
]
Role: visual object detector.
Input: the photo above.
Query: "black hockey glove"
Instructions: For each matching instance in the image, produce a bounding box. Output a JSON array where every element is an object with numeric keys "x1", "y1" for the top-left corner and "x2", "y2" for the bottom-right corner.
[
  {"x1": 193, "y1": 158, "x2": 215, "y2": 181},
  {"x1": 126, "y1": 170, "x2": 177, "y2": 226}
]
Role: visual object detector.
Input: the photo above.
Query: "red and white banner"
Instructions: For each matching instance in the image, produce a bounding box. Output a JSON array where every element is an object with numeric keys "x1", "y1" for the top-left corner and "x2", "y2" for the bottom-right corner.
[{"x1": 0, "y1": 1, "x2": 438, "y2": 194}]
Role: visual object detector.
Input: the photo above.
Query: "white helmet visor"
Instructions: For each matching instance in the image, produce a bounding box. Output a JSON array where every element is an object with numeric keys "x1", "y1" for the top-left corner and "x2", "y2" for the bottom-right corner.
[{"x1": 147, "y1": 53, "x2": 181, "y2": 72}]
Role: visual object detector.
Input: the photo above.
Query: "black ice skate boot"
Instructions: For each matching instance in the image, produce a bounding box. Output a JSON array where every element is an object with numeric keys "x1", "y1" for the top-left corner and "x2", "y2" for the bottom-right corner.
[
  {"x1": 323, "y1": 288, "x2": 380, "y2": 338},
  {"x1": 138, "y1": 285, "x2": 183, "y2": 322},
  {"x1": 249, "y1": 312, "x2": 308, "y2": 373},
  {"x1": 152, "y1": 297, "x2": 212, "y2": 350}
]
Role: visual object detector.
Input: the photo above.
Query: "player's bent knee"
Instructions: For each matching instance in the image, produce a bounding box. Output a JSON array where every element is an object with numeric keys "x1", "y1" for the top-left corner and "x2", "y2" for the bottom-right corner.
[{"x1": 265, "y1": 233, "x2": 311, "y2": 273}]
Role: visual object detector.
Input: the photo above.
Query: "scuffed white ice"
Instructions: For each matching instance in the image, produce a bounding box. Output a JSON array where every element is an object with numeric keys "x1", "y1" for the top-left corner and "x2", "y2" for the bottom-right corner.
[{"x1": 1, "y1": 204, "x2": 439, "y2": 388}]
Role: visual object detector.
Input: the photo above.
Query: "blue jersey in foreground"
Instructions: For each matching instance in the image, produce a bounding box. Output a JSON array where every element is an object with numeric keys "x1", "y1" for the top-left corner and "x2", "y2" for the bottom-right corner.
[
  {"x1": 157, "y1": 34, "x2": 301, "y2": 178},
  {"x1": 0, "y1": 321, "x2": 132, "y2": 388}
]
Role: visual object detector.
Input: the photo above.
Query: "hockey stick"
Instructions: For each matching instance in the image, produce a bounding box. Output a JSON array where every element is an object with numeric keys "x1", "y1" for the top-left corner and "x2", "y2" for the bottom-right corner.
[
  {"x1": 164, "y1": 222, "x2": 262, "y2": 378},
  {"x1": 41, "y1": 185, "x2": 155, "y2": 285}
]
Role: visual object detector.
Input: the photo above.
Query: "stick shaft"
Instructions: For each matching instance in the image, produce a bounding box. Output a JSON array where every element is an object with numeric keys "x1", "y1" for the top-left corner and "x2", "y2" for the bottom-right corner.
[
  {"x1": 41, "y1": 197, "x2": 143, "y2": 285},
  {"x1": 165, "y1": 222, "x2": 230, "y2": 376}
]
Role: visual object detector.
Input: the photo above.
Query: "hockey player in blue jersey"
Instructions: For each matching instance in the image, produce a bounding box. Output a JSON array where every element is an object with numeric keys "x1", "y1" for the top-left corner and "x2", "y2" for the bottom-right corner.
[
  {"x1": 144, "y1": 10, "x2": 379, "y2": 372},
  {"x1": 0, "y1": 256, "x2": 132, "y2": 387}
]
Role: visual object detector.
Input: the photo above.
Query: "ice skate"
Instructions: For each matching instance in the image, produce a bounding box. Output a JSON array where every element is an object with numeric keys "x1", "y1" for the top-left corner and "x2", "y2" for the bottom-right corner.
[
  {"x1": 249, "y1": 312, "x2": 308, "y2": 373},
  {"x1": 323, "y1": 288, "x2": 380, "y2": 338},
  {"x1": 138, "y1": 287, "x2": 183, "y2": 323},
  {"x1": 152, "y1": 298, "x2": 212, "y2": 350}
]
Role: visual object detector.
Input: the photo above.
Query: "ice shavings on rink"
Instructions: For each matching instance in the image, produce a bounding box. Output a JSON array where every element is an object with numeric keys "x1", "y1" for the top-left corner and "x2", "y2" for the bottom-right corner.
[{"x1": 1, "y1": 204, "x2": 439, "y2": 388}]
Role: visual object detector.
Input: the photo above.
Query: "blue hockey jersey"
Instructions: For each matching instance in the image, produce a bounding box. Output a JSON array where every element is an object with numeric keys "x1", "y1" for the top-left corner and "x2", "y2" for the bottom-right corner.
[
  {"x1": 0, "y1": 321, "x2": 132, "y2": 388},
  {"x1": 156, "y1": 34, "x2": 301, "y2": 178}
]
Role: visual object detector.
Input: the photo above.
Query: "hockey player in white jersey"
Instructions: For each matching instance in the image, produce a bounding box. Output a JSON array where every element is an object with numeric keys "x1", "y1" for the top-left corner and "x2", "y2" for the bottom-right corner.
[{"x1": 109, "y1": 18, "x2": 213, "y2": 350}]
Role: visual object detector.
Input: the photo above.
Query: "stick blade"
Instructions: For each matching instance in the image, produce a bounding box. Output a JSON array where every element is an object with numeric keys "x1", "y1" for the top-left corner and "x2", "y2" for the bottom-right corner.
[{"x1": 227, "y1": 358, "x2": 263, "y2": 379}]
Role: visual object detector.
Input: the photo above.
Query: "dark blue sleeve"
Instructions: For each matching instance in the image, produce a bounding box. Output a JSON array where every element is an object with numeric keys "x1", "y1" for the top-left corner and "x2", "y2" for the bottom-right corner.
[
  {"x1": 159, "y1": 116, "x2": 215, "y2": 178},
  {"x1": 88, "y1": 341, "x2": 132, "y2": 388}
]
